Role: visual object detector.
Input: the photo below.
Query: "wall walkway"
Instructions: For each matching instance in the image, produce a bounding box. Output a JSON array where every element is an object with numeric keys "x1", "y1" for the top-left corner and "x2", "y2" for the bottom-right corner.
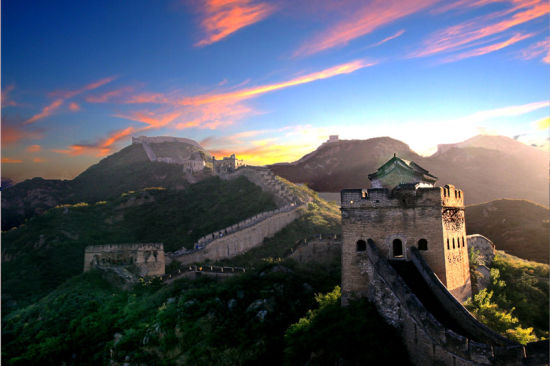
[{"x1": 363, "y1": 241, "x2": 549, "y2": 366}]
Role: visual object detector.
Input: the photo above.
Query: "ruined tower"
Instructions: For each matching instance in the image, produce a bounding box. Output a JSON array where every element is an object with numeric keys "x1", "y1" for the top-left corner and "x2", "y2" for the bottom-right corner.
[{"x1": 341, "y1": 154, "x2": 472, "y2": 303}]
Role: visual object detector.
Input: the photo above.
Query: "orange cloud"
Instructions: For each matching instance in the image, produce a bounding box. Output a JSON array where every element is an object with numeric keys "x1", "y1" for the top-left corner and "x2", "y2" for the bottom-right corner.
[
  {"x1": 2, "y1": 157, "x2": 23, "y2": 164},
  {"x1": 24, "y1": 99, "x2": 64, "y2": 124},
  {"x1": 69, "y1": 102, "x2": 80, "y2": 111},
  {"x1": 26, "y1": 144, "x2": 42, "y2": 153},
  {"x1": 413, "y1": 0, "x2": 550, "y2": 57},
  {"x1": 294, "y1": 0, "x2": 437, "y2": 56},
  {"x1": 24, "y1": 76, "x2": 116, "y2": 124},
  {"x1": 33, "y1": 157, "x2": 46, "y2": 163},
  {"x1": 53, "y1": 126, "x2": 138, "y2": 157},
  {"x1": 62, "y1": 60, "x2": 370, "y2": 157},
  {"x1": 179, "y1": 59, "x2": 373, "y2": 106},
  {"x1": 118, "y1": 60, "x2": 372, "y2": 133},
  {"x1": 195, "y1": 0, "x2": 276, "y2": 46},
  {"x1": 1, "y1": 124, "x2": 43, "y2": 145},
  {"x1": 442, "y1": 32, "x2": 534, "y2": 62},
  {"x1": 518, "y1": 37, "x2": 550, "y2": 62},
  {"x1": 117, "y1": 111, "x2": 182, "y2": 129}
]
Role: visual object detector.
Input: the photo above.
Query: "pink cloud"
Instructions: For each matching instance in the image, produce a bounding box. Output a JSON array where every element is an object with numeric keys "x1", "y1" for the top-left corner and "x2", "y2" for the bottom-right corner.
[
  {"x1": 294, "y1": 0, "x2": 437, "y2": 57},
  {"x1": 85, "y1": 86, "x2": 134, "y2": 103},
  {"x1": 413, "y1": 0, "x2": 549, "y2": 58},
  {"x1": 26, "y1": 144, "x2": 42, "y2": 153},
  {"x1": 69, "y1": 102, "x2": 80, "y2": 111},
  {"x1": 24, "y1": 99, "x2": 64, "y2": 124},
  {"x1": 371, "y1": 29, "x2": 406, "y2": 47},
  {"x1": 195, "y1": 0, "x2": 276, "y2": 46},
  {"x1": 23, "y1": 76, "x2": 116, "y2": 124},
  {"x1": 442, "y1": 32, "x2": 535, "y2": 62},
  {"x1": 49, "y1": 76, "x2": 116, "y2": 99},
  {"x1": 518, "y1": 36, "x2": 550, "y2": 62}
]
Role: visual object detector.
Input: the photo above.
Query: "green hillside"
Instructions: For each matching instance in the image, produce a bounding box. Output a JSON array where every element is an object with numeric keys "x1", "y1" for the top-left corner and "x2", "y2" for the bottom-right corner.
[
  {"x1": 466, "y1": 199, "x2": 549, "y2": 263},
  {"x1": 2, "y1": 176, "x2": 276, "y2": 313}
]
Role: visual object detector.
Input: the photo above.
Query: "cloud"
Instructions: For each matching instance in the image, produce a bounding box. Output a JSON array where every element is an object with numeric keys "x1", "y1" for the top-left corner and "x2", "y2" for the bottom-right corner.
[
  {"x1": 23, "y1": 76, "x2": 116, "y2": 124},
  {"x1": 33, "y1": 157, "x2": 46, "y2": 163},
  {"x1": 431, "y1": 0, "x2": 500, "y2": 14},
  {"x1": 26, "y1": 144, "x2": 42, "y2": 153},
  {"x1": 24, "y1": 99, "x2": 64, "y2": 124},
  {"x1": 441, "y1": 32, "x2": 534, "y2": 62},
  {"x1": 194, "y1": 0, "x2": 276, "y2": 46},
  {"x1": 57, "y1": 60, "x2": 371, "y2": 157},
  {"x1": 178, "y1": 59, "x2": 373, "y2": 106},
  {"x1": 518, "y1": 37, "x2": 550, "y2": 62},
  {"x1": 450, "y1": 100, "x2": 550, "y2": 124},
  {"x1": 49, "y1": 76, "x2": 116, "y2": 99},
  {"x1": 2, "y1": 84, "x2": 19, "y2": 108},
  {"x1": 69, "y1": 102, "x2": 80, "y2": 111},
  {"x1": 371, "y1": 29, "x2": 406, "y2": 47},
  {"x1": 2, "y1": 123, "x2": 43, "y2": 145},
  {"x1": 293, "y1": 0, "x2": 437, "y2": 56},
  {"x1": 121, "y1": 59, "x2": 372, "y2": 130},
  {"x1": 413, "y1": 0, "x2": 550, "y2": 58},
  {"x1": 52, "y1": 126, "x2": 138, "y2": 157},
  {"x1": 85, "y1": 86, "x2": 135, "y2": 103},
  {"x1": 2, "y1": 157, "x2": 23, "y2": 164}
]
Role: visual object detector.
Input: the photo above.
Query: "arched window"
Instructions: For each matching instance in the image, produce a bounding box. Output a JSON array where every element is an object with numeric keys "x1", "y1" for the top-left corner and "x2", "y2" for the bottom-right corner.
[
  {"x1": 452, "y1": 237, "x2": 455, "y2": 249},
  {"x1": 393, "y1": 239, "x2": 403, "y2": 257},
  {"x1": 356, "y1": 240, "x2": 366, "y2": 252},
  {"x1": 447, "y1": 238, "x2": 450, "y2": 250},
  {"x1": 418, "y1": 239, "x2": 428, "y2": 251},
  {"x1": 462, "y1": 237, "x2": 465, "y2": 247},
  {"x1": 454, "y1": 190, "x2": 458, "y2": 199}
]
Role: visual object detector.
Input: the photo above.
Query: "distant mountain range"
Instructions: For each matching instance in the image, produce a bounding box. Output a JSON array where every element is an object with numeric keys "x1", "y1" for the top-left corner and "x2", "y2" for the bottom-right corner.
[{"x1": 269, "y1": 135, "x2": 548, "y2": 206}]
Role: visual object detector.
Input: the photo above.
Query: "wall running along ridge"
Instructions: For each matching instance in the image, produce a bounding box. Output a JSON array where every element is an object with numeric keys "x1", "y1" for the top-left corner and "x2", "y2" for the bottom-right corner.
[{"x1": 172, "y1": 205, "x2": 303, "y2": 264}]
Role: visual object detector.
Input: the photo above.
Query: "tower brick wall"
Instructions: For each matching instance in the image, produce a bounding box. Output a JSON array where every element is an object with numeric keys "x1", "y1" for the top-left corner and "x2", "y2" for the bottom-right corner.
[{"x1": 341, "y1": 184, "x2": 471, "y2": 303}]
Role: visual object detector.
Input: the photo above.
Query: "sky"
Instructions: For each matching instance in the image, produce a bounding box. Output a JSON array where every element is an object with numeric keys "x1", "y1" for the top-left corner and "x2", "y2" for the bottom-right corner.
[{"x1": 2, "y1": 0, "x2": 549, "y2": 182}]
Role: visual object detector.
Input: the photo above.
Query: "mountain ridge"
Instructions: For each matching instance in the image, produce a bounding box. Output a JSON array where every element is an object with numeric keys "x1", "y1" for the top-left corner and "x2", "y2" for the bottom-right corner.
[{"x1": 269, "y1": 135, "x2": 548, "y2": 206}]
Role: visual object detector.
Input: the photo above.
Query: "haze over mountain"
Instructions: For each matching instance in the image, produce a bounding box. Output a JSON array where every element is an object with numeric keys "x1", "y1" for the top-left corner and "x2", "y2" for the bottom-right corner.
[
  {"x1": 269, "y1": 135, "x2": 548, "y2": 206},
  {"x1": 466, "y1": 199, "x2": 549, "y2": 264},
  {"x1": 1, "y1": 139, "x2": 212, "y2": 230}
]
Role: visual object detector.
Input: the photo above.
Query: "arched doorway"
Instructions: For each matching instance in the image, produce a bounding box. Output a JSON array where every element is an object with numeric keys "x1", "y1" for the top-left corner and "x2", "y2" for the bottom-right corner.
[
  {"x1": 356, "y1": 240, "x2": 366, "y2": 252},
  {"x1": 393, "y1": 238, "x2": 403, "y2": 258}
]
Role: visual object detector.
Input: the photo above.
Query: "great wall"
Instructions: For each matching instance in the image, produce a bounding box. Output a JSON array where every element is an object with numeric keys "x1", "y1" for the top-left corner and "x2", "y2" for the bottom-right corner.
[
  {"x1": 81, "y1": 142, "x2": 548, "y2": 366},
  {"x1": 363, "y1": 242, "x2": 548, "y2": 366},
  {"x1": 170, "y1": 166, "x2": 308, "y2": 264}
]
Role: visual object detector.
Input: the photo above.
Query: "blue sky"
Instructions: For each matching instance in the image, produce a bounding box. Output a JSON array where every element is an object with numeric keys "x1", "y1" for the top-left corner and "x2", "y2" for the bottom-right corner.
[{"x1": 2, "y1": 0, "x2": 549, "y2": 182}]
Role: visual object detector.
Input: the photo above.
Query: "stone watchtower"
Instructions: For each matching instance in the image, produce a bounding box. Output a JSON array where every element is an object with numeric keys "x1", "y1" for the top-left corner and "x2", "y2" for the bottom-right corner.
[{"x1": 341, "y1": 154, "x2": 472, "y2": 303}]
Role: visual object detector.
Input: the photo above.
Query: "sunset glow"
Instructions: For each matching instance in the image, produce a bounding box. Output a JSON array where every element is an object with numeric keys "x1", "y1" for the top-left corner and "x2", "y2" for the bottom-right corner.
[{"x1": 2, "y1": 0, "x2": 548, "y2": 182}]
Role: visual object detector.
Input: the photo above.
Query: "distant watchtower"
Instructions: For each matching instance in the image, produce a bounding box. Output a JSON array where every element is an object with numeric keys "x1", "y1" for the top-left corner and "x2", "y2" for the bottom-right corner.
[{"x1": 341, "y1": 154, "x2": 471, "y2": 303}]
